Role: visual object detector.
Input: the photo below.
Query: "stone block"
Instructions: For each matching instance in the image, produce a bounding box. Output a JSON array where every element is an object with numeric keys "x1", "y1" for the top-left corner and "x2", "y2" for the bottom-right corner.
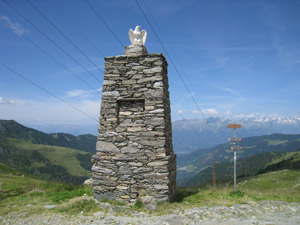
[
  {"x1": 139, "y1": 140, "x2": 165, "y2": 147},
  {"x1": 154, "y1": 184, "x2": 169, "y2": 190},
  {"x1": 121, "y1": 146, "x2": 138, "y2": 154},
  {"x1": 132, "y1": 167, "x2": 152, "y2": 174},
  {"x1": 118, "y1": 166, "x2": 132, "y2": 175},
  {"x1": 103, "y1": 80, "x2": 116, "y2": 85},
  {"x1": 125, "y1": 45, "x2": 148, "y2": 56},
  {"x1": 137, "y1": 76, "x2": 162, "y2": 84},
  {"x1": 96, "y1": 141, "x2": 119, "y2": 153},
  {"x1": 102, "y1": 91, "x2": 120, "y2": 97},
  {"x1": 148, "y1": 161, "x2": 168, "y2": 167},
  {"x1": 128, "y1": 162, "x2": 143, "y2": 167},
  {"x1": 93, "y1": 179, "x2": 117, "y2": 187},
  {"x1": 143, "y1": 66, "x2": 163, "y2": 74},
  {"x1": 122, "y1": 80, "x2": 136, "y2": 85},
  {"x1": 91, "y1": 165, "x2": 114, "y2": 175}
]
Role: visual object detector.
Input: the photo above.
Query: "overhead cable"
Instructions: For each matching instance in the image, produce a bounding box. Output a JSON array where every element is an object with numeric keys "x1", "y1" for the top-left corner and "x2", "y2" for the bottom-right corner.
[
  {"x1": 83, "y1": 0, "x2": 125, "y2": 48},
  {"x1": 2, "y1": 0, "x2": 101, "y2": 83},
  {"x1": 171, "y1": 103, "x2": 210, "y2": 148},
  {"x1": 26, "y1": 0, "x2": 104, "y2": 75},
  {"x1": 45, "y1": 0, "x2": 105, "y2": 58},
  {"x1": 1, "y1": 19, "x2": 100, "y2": 92},
  {"x1": 135, "y1": 0, "x2": 220, "y2": 142},
  {"x1": 0, "y1": 61, "x2": 99, "y2": 123}
]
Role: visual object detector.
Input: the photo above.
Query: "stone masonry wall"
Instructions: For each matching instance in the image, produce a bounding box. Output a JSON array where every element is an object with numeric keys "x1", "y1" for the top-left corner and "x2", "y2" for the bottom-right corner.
[{"x1": 91, "y1": 51, "x2": 176, "y2": 202}]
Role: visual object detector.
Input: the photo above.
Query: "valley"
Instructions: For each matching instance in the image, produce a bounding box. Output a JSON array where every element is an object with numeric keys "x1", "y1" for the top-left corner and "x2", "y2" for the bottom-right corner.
[
  {"x1": 1, "y1": 119, "x2": 300, "y2": 188},
  {"x1": 1, "y1": 119, "x2": 300, "y2": 224}
]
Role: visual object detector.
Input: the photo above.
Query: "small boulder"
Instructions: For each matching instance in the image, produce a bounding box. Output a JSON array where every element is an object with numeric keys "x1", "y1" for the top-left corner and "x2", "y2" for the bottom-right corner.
[
  {"x1": 83, "y1": 178, "x2": 93, "y2": 186},
  {"x1": 141, "y1": 195, "x2": 157, "y2": 210}
]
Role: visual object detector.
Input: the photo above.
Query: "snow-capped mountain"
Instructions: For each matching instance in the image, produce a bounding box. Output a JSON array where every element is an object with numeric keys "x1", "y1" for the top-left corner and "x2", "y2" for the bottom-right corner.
[
  {"x1": 22, "y1": 115, "x2": 300, "y2": 155},
  {"x1": 172, "y1": 116, "x2": 300, "y2": 154}
]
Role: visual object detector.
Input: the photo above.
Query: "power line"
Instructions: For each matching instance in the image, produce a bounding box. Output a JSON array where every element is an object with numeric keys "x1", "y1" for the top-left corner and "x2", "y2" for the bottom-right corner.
[
  {"x1": 26, "y1": 0, "x2": 104, "y2": 75},
  {"x1": 2, "y1": 0, "x2": 101, "y2": 83},
  {"x1": 1, "y1": 18, "x2": 100, "y2": 92},
  {"x1": 45, "y1": 0, "x2": 105, "y2": 58},
  {"x1": 171, "y1": 103, "x2": 210, "y2": 149},
  {"x1": 83, "y1": 0, "x2": 125, "y2": 48},
  {"x1": 135, "y1": 0, "x2": 220, "y2": 142},
  {"x1": 0, "y1": 61, "x2": 99, "y2": 123},
  {"x1": 139, "y1": 0, "x2": 184, "y2": 70}
]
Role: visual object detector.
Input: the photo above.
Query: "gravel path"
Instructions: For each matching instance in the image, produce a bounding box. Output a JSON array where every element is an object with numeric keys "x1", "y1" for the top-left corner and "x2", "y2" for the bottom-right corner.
[{"x1": 1, "y1": 201, "x2": 300, "y2": 225}]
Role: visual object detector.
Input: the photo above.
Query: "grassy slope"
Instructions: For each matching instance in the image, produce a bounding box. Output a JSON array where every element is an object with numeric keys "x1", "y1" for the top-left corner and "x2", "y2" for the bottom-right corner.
[
  {"x1": 1, "y1": 163, "x2": 299, "y2": 217},
  {"x1": 11, "y1": 138, "x2": 91, "y2": 177},
  {"x1": 238, "y1": 170, "x2": 300, "y2": 202},
  {"x1": 0, "y1": 163, "x2": 96, "y2": 216},
  {"x1": 177, "y1": 133, "x2": 300, "y2": 185},
  {"x1": 0, "y1": 119, "x2": 97, "y2": 153},
  {"x1": 184, "y1": 151, "x2": 300, "y2": 186},
  {"x1": 169, "y1": 169, "x2": 300, "y2": 213}
]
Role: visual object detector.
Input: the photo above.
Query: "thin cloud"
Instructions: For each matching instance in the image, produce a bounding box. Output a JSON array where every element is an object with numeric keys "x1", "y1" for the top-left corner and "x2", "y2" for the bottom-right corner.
[
  {"x1": 192, "y1": 108, "x2": 219, "y2": 115},
  {"x1": 65, "y1": 88, "x2": 102, "y2": 99},
  {"x1": 218, "y1": 87, "x2": 241, "y2": 96},
  {"x1": 0, "y1": 98, "x2": 99, "y2": 123},
  {"x1": 0, "y1": 15, "x2": 27, "y2": 36},
  {"x1": 0, "y1": 96, "x2": 16, "y2": 105}
]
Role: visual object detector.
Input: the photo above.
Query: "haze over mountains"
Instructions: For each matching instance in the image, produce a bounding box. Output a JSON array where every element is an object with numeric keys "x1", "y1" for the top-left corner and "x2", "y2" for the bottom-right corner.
[
  {"x1": 173, "y1": 115, "x2": 300, "y2": 153},
  {"x1": 24, "y1": 115, "x2": 300, "y2": 154}
]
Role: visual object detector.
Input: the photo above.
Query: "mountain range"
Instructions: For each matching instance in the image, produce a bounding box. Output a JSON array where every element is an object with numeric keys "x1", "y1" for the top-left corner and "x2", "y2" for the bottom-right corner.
[
  {"x1": 22, "y1": 116, "x2": 300, "y2": 154},
  {"x1": 173, "y1": 116, "x2": 300, "y2": 154},
  {"x1": 177, "y1": 133, "x2": 300, "y2": 186},
  {"x1": 2, "y1": 119, "x2": 300, "y2": 187}
]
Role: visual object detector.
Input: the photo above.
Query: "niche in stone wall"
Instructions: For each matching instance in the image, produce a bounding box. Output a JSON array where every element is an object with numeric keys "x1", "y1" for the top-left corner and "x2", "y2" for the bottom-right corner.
[{"x1": 116, "y1": 99, "x2": 145, "y2": 128}]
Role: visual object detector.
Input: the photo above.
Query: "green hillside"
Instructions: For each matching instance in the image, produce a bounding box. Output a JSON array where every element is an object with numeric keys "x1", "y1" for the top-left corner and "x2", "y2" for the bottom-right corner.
[
  {"x1": 0, "y1": 163, "x2": 96, "y2": 216},
  {"x1": 0, "y1": 120, "x2": 94, "y2": 184},
  {"x1": 0, "y1": 120, "x2": 97, "y2": 153},
  {"x1": 1, "y1": 163, "x2": 299, "y2": 217},
  {"x1": 177, "y1": 133, "x2": 300, "y2": 185},
  {"x1": 184, "y1": 151, "x2": 300, "y2": 186},
  {"x1": 177, "y1": 169, "x2": 300, "y2": 208}
]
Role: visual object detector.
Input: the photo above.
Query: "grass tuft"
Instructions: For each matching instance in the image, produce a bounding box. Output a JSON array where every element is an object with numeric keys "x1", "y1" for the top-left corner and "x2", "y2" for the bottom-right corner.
[
  {"x1": 56, "y1": 199, "x2": 99, "y2": 215},
  {"x1": 48, "y1": 188, "x2": 92, "y2": 203},
  {"x1": 229, "y1": 190, "x2": 245, "y2": 198},
  {"x1": 133, "y1": 199, "x2": 143, "y2": 209}
]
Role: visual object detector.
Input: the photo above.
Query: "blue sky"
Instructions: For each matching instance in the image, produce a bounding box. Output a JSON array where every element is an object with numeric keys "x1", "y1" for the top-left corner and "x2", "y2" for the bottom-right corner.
[{"x1": 1, "y1": 0, "x2": 300, "y2": 126}]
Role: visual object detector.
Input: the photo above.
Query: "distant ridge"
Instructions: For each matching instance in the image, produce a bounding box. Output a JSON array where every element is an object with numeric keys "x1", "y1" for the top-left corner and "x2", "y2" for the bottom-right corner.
[
  {"x1": 173, "y1": 116, "x2": 300, "y2": 154},
  {"x1": 184, "y1": 151, "x2": 300, "y2": 186},
  {"x1": 0, "y1": 119, "x2": 97, "y2": 184},
  {"x1": 177, "y1": 132, "x2": 300, "y2": 186},
  {"x1": 0, "y1": 120, "x2": 97, "y2": 153}
]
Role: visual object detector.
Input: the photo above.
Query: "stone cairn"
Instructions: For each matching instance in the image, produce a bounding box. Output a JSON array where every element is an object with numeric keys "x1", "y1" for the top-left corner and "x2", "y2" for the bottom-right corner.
[{"x1": 91, "y1": 26, "x2": 176, "y2": 203}]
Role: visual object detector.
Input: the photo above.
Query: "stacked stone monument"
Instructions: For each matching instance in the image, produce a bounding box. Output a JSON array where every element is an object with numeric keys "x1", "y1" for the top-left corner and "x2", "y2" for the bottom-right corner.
[{"x1": 91, "y1": 26, "x2": 176, "y2": 202}]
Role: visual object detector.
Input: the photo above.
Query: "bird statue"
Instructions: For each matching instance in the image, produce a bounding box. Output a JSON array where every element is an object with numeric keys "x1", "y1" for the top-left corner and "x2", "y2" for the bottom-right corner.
[{"x1": 128, "y1": 26, "x2": 147, "y2": 46}]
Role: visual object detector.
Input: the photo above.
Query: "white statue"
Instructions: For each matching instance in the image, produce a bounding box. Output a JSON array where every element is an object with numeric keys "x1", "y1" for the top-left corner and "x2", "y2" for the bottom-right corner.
[{"x1": 128, "y1": 26, "x2": 147, "y2": 46}]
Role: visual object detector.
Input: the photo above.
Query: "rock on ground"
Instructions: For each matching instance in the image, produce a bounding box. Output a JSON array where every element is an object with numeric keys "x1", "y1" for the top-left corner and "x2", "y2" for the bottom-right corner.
[{"x1": 1, "y1": 201, "x2": 300, "y2": 225}]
